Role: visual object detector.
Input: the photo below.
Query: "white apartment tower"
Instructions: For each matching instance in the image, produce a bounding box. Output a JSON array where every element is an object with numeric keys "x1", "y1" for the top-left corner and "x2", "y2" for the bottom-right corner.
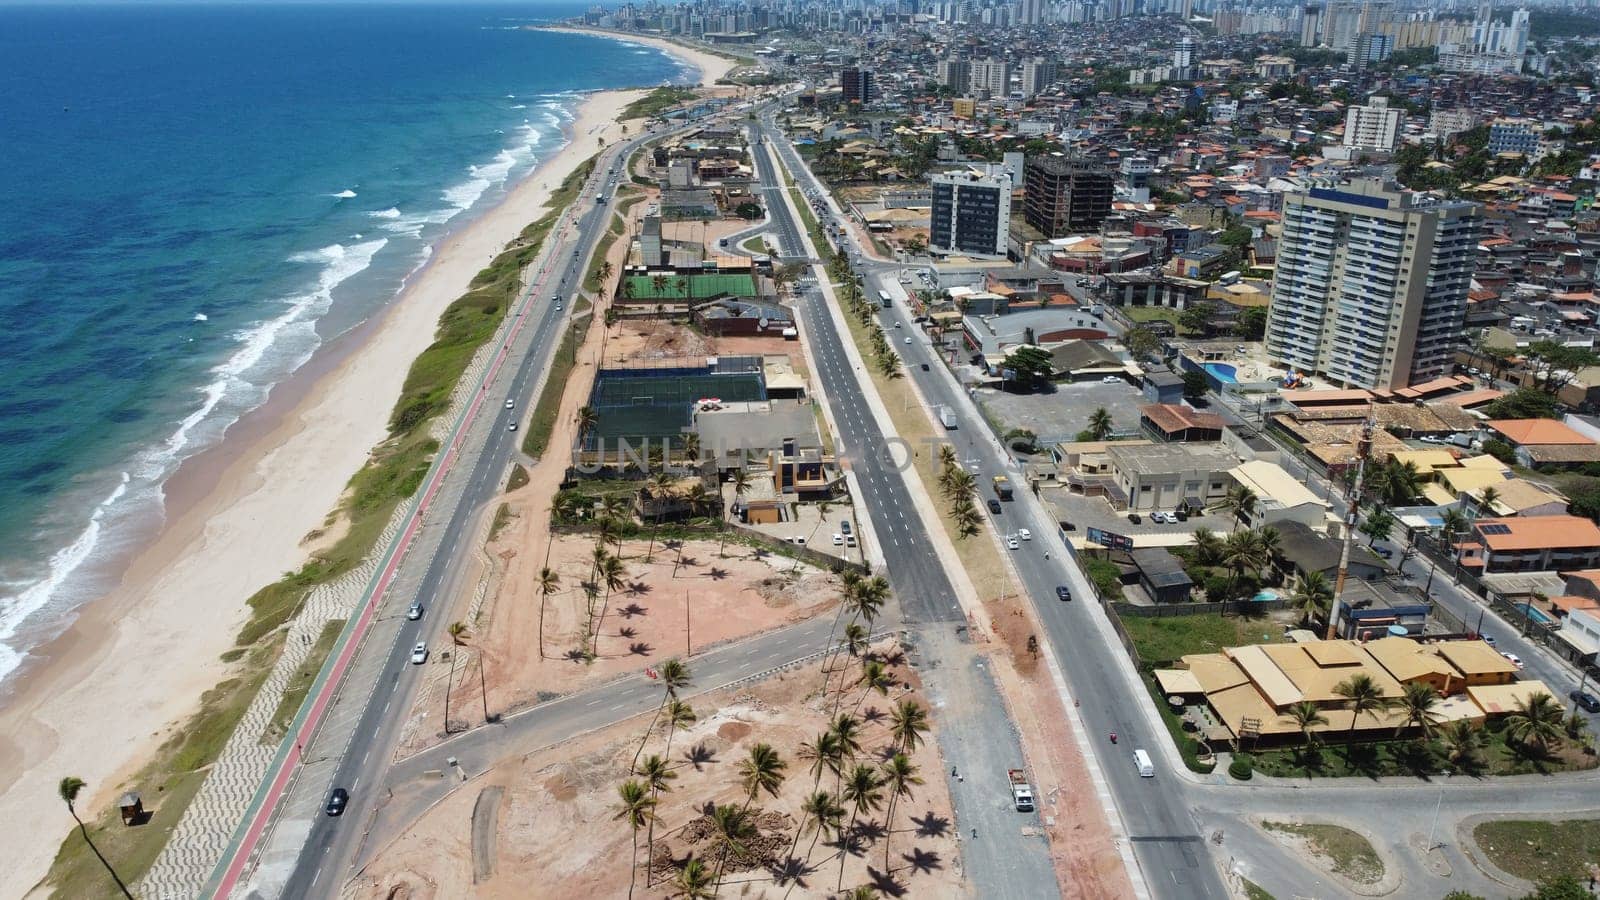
[
  {"x1": 1265, "y1": 178, "x2": 1481, "y2": 390},
  {"x1": 1342, "y1": 96, "x2": 1403, "y2": 152},
  {"x1": 968, "y1": 58, "x2": 1013, "y2": 98}
]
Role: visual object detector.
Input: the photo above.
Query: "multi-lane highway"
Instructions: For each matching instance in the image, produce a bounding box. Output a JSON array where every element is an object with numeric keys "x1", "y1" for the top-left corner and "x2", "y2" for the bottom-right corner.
[
  {"x1": 762, "y1": 115, "x2": 1233, "y2": 899},
  {"x1": 213, "y1": 123, "x2": 676, "y2": 899}
]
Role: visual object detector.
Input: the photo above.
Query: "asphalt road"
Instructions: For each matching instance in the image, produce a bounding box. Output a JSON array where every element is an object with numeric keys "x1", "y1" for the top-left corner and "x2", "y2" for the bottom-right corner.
[
  {"x1": 267, "y1": 127, "x2": 668, "y2": 899},
  {"x1": 763, "y1": 121, "x2": 1231, "y2": 899}
]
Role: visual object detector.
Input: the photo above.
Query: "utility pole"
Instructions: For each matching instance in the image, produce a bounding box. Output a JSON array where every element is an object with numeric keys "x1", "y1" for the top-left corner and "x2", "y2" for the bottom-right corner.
[{"x1": 1328, "y1": 415, "x2": 1375, "y2": 640}]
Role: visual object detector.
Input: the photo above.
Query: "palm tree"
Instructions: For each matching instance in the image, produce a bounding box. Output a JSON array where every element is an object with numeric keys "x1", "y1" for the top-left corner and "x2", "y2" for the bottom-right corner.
[
  {"x1": 673, "y1": 854, "x2": 716, "y2": 899},
  {"x1": 1290, "y1": 571, "x2": 1334, "y2": 627},
  {"x1": 633, "y1": 658, "x2": 691, "y2": 772},
  {"x1": 1192, "y1": 526, "x2": 1224, "y2": 566},
  {"x1": 1222, "y1": 529, "x2": 1266, "y2": 600},
  {"x1": 736, "y1": 743, "x2": 788, "y2": 812},
  {"x1": 1287, "y1": 701, "x2": 1329, "y2": 751},
  {"x1": 681, "y1": 432, "x2": 701, "y2": 467},
  {"x1": 1477, "y1": 485, "x2": 1501, "y2": 517},
  {"x1": 1087, "y1": 407, "x2": 1114, "y2": 440},
  {"x1": 537, "y1": 566, "x2": 560, "y2": 659},
  {"x1": 879, "y1": 753, "x2": 923, "y2": 868},
  {"x1": 1439, "y1": 720, "x2": 1483, "y2": 769},
  {"x1": 799, "y1": 730, "x2": 846, "y2": 792},
  {"x1": 639, "y1": 754, "x2": 677, "y2": 886},
  {"x1": 443, "y1": 621, "x2": 469, "y2": 732},
  {"x1": 1223, "y1": 484, "x2": 1257, "y2": 531},
  {"x1": 57, "y1": 777, "x2": 133, "y2": 899},
  {"x1": 1333, "y1": 673, "x2": 1386, "y2": 748},
  {"x1": 662, "y1": 699, "x2": 697, "y2": 760},
  {"x1": 615, "y1": 779, "x2": 658, "y2": 900},
  {"x1": 552, "y1": 490, "x2": 584, "y2": 523},
  {"x1": 593, "y1": 554, "x2": 628, "y2": 655},
  {"x1": 651, "y1": 273, "x2": 671, "y2": 295},
  {"x1": 851, "y1": 658, "x2": 894, "y2": 715},
  {"x1": 1394, "y1": 682, "x2": 1443, "y2": 740},
  {"x1": 1505, "y1": 692, "x2": 1565, "y2": 754},
  {"x1": 890, "y1": 699, "x2": 930, "y2": 754},
  {"x1": 707, "y1": 803, "x2": 758, "y2": 894},
  {"x1": 788, "y1": 790, "x2": 845, "y2": 878},
  {"x1": 1440, "y1": 506, "x2": 1469, "y2": 580},
  {"x1": 576, "y1": 405, "x2": 600, "y2": 445},
  {"x1": 1255, "y1": 526, "x2": 1282, "y2": 568},
  {"x1": 598, "y1": 259, "x2": 614, "y2": 285},
  {"x1": 837, "y1": 764, "x2": 886, "y2": 890}
]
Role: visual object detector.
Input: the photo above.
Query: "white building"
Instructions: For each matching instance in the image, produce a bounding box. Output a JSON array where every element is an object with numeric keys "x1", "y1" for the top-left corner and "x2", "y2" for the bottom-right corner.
[
  {"x1": 1020, "y1": 57, "x2": 1058, "y2": 98},
  {"x1": 1437, "y1": 2, "x2": 1527, "y2": 74},
  {"x1": 929, "y1": 170, "x2": 1012, "y2": 259},
  {"x1": 1265, "y1": 177, "x2": 1482, "y2": 390},
  {"x1": 1342, "y1": 96, "x2": 1403, "y2": 153},
  {"x1": 1428, "y1": 108, "x2": 1478, "y2": 141},
  {"x1": 968, "y1": 58, "x2": 1013, "y2": 98}
]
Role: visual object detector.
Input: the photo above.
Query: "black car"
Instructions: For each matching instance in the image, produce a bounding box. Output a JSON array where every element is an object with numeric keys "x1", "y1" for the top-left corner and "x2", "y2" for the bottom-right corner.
[
  {"x1": 1055, "y1": 585, "x2": 1072, "y2": 602},
  {"x1": 840, "y1": 521, "x2": 852, "y2": 535},
  {"x1": 1572, "y1": 690, "x2": 1600, "y2": 713},
  {"x1": 987, "y1": 498, "x2": 1002, "y2": 514},
  {"x1": 325, "y1": 787, "x2": 349, "y2": 817},
  {"x1": 1128, "y1": 512, "x2": 1142, "y2": 524}
]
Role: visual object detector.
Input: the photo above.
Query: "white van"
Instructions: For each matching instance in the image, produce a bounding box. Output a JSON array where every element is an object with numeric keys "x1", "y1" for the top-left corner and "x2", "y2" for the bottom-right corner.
[{"x1": 1133, "y1": 749, "x2": 1155, "y2": 778}]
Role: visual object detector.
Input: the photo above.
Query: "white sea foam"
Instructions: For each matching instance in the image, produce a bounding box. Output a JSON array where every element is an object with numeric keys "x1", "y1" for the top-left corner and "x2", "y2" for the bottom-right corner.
[
  {"x1": 369, "y1": 207, "x2": 401, "y2": 220},
  {"x1": 331, "y1": 189, "x2": 358, "y2": 199},
  {"x1": 510, "y1": 104, "x2": 527, "y2": 110},
  {"x1": 0, "y1": 474, "x2": 132, "y2": 684},
  {"x1": 0, "y1": 236, "x2": 390, "y2": 685}
]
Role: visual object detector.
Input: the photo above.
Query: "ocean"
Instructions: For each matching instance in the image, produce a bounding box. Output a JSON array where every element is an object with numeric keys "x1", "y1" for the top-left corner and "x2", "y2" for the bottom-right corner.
[{"x1": 0, "y1": 2, "x2": 690, "y2": 687}]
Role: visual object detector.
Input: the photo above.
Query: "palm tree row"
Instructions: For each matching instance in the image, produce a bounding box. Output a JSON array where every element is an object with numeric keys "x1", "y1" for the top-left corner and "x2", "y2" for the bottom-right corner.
[
  {"x1": 936, "y1": 447, "x2": 982, "y2": 537},
  {"x1": 1189, "y1": 524, "x2": 1281, "y2": 601}
]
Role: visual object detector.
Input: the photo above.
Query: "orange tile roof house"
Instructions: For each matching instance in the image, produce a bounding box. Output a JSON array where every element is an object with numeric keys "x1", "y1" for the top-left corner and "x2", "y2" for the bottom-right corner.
[
  {"x1": 1461, "y1": 516, "x2": 1600, "y2": 574},
  {"x1": 1487, "y1": 418, "x2": 1600, "y2": 467}
]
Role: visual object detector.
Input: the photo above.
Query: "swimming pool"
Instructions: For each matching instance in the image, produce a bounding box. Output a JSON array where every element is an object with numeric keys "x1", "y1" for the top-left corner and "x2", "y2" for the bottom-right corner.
[
  {"x1": 1525, "y1": 604, "x2": 1555, "y2": 625},
  {"x1": 1253, "y1": 590, "x2": 1279, "y2": 602},
  {"x1": 1204, "y1": 363, "x2": 1239, "y2": 384}
]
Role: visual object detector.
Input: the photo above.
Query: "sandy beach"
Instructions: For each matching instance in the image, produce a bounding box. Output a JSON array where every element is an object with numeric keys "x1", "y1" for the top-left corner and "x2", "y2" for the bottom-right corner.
[{"x1": 0, "y1": 34, "x2": 732, "y2": 898}]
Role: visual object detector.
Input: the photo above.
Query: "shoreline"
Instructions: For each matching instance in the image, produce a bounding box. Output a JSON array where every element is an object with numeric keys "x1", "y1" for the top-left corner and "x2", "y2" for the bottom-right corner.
[{"x1": 0, "y1": 34, "x2": 731, "y2": 898}]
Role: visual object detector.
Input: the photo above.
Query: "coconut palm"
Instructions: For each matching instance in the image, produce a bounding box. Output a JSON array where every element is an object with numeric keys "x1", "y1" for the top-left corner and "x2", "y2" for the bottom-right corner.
[
  {"x1": 787, "y1": 790, "x2": 845, "y2": 880},
  {"x1": 592, "y1": 553, "x2": 629, "y2": 654},
  {"x1": 1191, "y1": 526, "x2": 1224, "y2": 566},
  {"x1": 1440, "y1": 720, "x2": 1483, "y2": 768},
  {"x1": 537, "y1": 566, "x2": 560, "y2": 659},
  {"x1": 829, "y1": 713, "x2": 864, "y2": 772},
  {"x1": 1255, "y1": 525, "x2": 1282, "y2": 567},
  {"x1": 1222, "y1": 529, "x2": 1267, "y2": 600},
  {"x1": 837, "y1": 764, "x2": 886, "y2": 890},
  {"x1": 651, "y1": 273, "x2": 671, "y2": 295},
  {"x1": 851, "y1": 659, "x2": 894, "y2": 715},
  {"x1": 1478, "y1": 485, "x2": 1501, "y2": 517},
  {"x1": 443, "y1": 621, "x2": 469, "y2": 731},
  {"x1": 576, "y1": 405, "x2": 600, "y2": 444},
  {"x1": 1394, "y1": 682, "x2": 1444, "y2": 740},
  {"x1": 598, "y1": 259, "x2": 614, "y2": 284},
  {"x1": 552, "y1": 491, "x2": 584, "y2": 523},
  {"x1": 800, "y1": 730, "x2": 846, "y2": 795},
  {"x1": 879, "y1": 753, "x2": 923, "y2": 868},
  {"x1": 633, "y1": 658, "x2": 691, "y2": 772},
  {"x1": 1223, "y1": 484, "x2": 1257, "y2": 531},
  {"x1": 662, "y1": 699, "x2": 697, "y2": 760},
  {"x1": 1333, "y1": 673, "x2": 1386, "y2": 747},
  {"x1": 890, "y1": 699, "x2": 930, "y2": 754},
  {"x1": 1290, "y1": 571, "x2": 1334, "y2": 627},
  {"x1": 58, "y1": 777, "x2": 133, "y2": 899},
  {"x1": 1505, "y1": 692, "x2": 1565, "y2": 754},
  {"x1": 615, "y1": 779, "x2": 658, "y2": 900},
  {"x1": 1087, "y1": 407, "x2": 1114, "y2": 441},
  {"x1": 1287, "y1": 701, "x2": 1329, "y2": 751},
  {"x1": 736, "y1": 742, "x2": 787, "y2": 815},
  {"x1": 673, "y1": 855, "x2": 716, "y2": 900},
  {"x1": 707, "y1": 803, "x2": 758, "y2": 894},
  {"x1": 639, "y1": 754, "x2": 677, "y2": 886}
]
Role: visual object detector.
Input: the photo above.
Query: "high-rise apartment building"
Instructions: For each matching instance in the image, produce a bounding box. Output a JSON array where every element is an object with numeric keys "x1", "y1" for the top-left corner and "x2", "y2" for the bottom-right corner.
[
  {"x1": 930, "y1": 171, "x2": 1013, "y2": 258},
  {"x1": 1172, "y1": 36, "x2": 1196, "y2": 75},
  {"x1": 936, "y1": 57, "x2": 971, "y2": 89},
  {"x1": 841, "y1": 67, "x2": 875, "y2": 104},
  {"x1": 1020, "y1": 58, "x2": 1058, "y2": 98},
  {"x1": 968, "y1": 58, "x2": 1013, "y2": 98},
  {"x1": 1023, "y1": 154, "x2": 1113, "y2": 238},
  {"x1": 1265, "y1": 178, "x2": 1481, "y2": 390},
  {"x1": 1348, "y1": 31, "x2": 1394, "y2": 68},
  {"x1": 1300, "y1": 3, "x2": 1324, "y2": 46},
  {"x1": 1342, "y1": 96, "x2": 1402, "y2": 152}
]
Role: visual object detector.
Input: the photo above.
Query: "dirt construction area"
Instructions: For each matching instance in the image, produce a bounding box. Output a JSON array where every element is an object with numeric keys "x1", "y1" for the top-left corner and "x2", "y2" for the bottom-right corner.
[{"x1": 348, "y1": 652, "x2": 964, "y2": 899}]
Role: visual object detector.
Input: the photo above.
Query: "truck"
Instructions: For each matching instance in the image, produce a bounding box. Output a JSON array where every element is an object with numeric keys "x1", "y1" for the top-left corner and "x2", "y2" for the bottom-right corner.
[
  {"x1": 1007, "y1": 769, "x2": 1035, "y2": 812},
  {"x1": 937, "y1": 405, "x2": 957, "y2": 429},
  {"x1": 992, "y1": 474, "x2": 1014, "y2": 500}
]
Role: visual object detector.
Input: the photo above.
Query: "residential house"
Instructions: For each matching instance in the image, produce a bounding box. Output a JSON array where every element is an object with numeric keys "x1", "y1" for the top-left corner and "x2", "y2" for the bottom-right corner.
[{"x1": 1459, "y1": 516, "x2": 1600, "y2": 574}]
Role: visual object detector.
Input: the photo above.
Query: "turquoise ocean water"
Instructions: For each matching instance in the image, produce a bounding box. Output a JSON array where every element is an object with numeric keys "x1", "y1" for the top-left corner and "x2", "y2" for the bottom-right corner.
[{"x1": 0, "y1": 2, "x2": 689, "y2": 685}]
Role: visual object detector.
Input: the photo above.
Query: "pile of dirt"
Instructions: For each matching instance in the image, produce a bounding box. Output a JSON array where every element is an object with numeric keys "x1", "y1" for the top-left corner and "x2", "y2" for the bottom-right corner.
[{"x1": 671, "y1": 809, "x2": 795, "y2": 874}]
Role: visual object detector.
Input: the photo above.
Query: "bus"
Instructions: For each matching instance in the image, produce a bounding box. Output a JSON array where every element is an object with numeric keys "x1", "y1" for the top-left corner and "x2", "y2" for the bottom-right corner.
[{"x1": 877, "y1": 289, "x2": 892, "y2": 308}]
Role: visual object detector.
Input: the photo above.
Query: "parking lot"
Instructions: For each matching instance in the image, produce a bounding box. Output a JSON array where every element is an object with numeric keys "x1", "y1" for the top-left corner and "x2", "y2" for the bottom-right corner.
[
  {"x1": 1039, "y1": 487, "x2": 1237, "y2": 542},
  {"x1": 977, "y1": 378, "x2": 1148, "y2": 445}
]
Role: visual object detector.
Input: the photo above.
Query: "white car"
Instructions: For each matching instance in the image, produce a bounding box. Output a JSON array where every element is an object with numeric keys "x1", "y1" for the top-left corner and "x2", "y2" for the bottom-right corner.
[
  {"x1": 504, "y1": 399, "x2": 515, "y2": 409},
  {"x1": 1018, "y1": 528, "x2": 1032, "y2": 541},
  {"x1": 903, "y1": 336, "x2": 912, "y2": 344},
  {"x1": 555, "y1": 302, "x2": 563, "y2": 310},
  {"x1": 832, "y1": 533, "x2": 843, "y2": 546},
  {"x1": 508, "y1": 422, "x2": 518, "y2": 432},
  {"x1": 1006, "y1": 536, "x2": 1019, "y2": 550},
  {"x1": 1101, "y1": 375, "x2": 1122, "y2": 384},
  {"x1": 410, "y1": 642, "x2": 428, "y2": 665},
  {"x1": 1501, "y1": 651, "x2": 1524, "y2": 669}
]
